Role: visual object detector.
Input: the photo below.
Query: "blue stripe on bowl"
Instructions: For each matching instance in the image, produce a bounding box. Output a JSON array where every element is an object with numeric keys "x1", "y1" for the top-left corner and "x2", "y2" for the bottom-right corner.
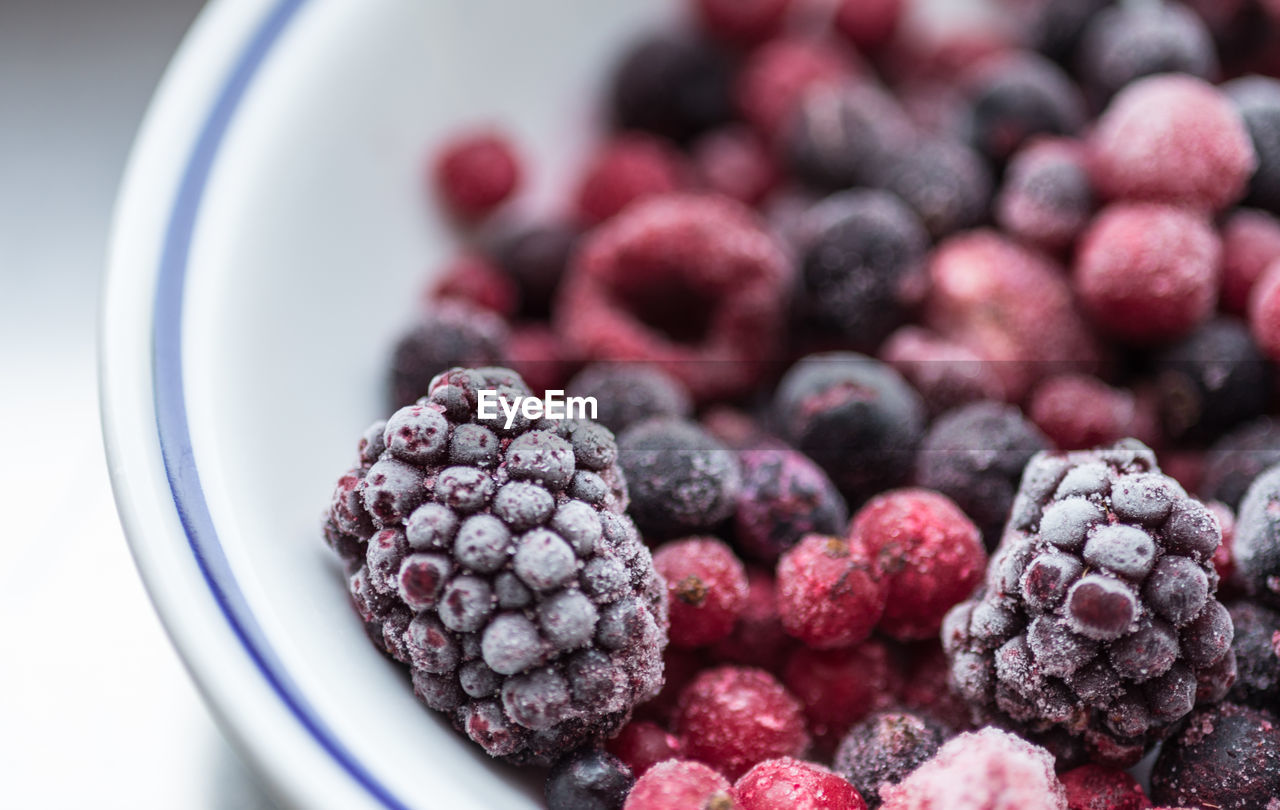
[{"x1": 152, "y1": 1, "x2": 407, "y2": 807}]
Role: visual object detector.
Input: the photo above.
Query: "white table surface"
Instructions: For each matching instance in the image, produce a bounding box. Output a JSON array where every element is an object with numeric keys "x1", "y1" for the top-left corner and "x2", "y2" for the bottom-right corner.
[{"x1": 0, "y1": 1, "x2": 280, "y2": 806}]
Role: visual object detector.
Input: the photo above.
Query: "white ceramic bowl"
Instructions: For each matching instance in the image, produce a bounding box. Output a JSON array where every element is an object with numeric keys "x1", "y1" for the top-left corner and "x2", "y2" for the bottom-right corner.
[{"x1": 100, "y1": 1, "x2": 678, "y2": 807}]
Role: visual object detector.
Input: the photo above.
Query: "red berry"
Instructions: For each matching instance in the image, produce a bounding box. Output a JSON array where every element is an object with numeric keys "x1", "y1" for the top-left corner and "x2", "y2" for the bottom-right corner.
[
  {"x1": 1028, "y1": 374, "x2": 1151, "y2": 451},
  {"x1": 575, "y1": 133, "x2": 688, "y2": 225},
  {"x1": 1249, "y1": 260, "x2": 1280, "y2": 361},
  {"x1": 427, "y1": 254, "x2": 519, "y2": 318},
  {"x1": 675, "y1": 666, "x2": 811, "y2": 780},
  {"x1": 851, "y1": 489, "x2": 985, "y2": 641},
  {"x1": 1060, "y1": 763, "x2": 1153, "y2": 810},
  {"x1": 776, "y1": 534, "x2": 886, "y2": 649},
  {"x1": 502, "y1": 324, "x2": 574, "y2": 394},
  {"x1": 1221, "y1": 209, "x2": 1280, "y2": 314},
  {"x1": 1074, "y1": 203, "x2": 1221, "y2": 344},
  {"x1": 654, "y1": 538, "x2": 750, "y2": 649},
  {"x1": 733, "y1": 758, "x2": 867, "y2": 810},
  {"x1": 833, "y1": 0, "x2": 903, "y2": 51},
  {"x1": 1089, "y1": 74, "x2": 1256, "y2": 212},
  {"x1": 623, "y1": 759, "x2": 737, "y2": 810},
  {"x1": 607, "y1": 720, "x2": 683, "y2": 777},
  {"x1": 783, "y1": 641, "x2": 897, "y2": 750},
  {"x1": 735, "y1": 37, "x2": 855, "y2": 141},
  {"x1": 694, "y1": 0, "x2": 793, "y2": 46},
  {"x1": 711, "y1": 567, "x2": 794, "y2": 672},
  {"x1": 692, "y1": 126, "x2": 780, "y2": 206},
  {"x1": 431, "y1": 130, "x2": 521, "y2": 220},
  {"x1": 639, "y1": 646, "x2": 706, "y2": 725}
]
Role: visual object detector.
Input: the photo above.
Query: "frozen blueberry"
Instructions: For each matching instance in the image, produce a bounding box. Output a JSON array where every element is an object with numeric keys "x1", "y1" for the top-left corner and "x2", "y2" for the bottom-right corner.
[
  {"x1": 545, "y1": 748, "x2": 633, "y2": 810},
  {"x1": 1201, "y1": 418, "x2": 1280, "y2": 509},
  {"x1": 612, "y1": 34, "x2": 734, "y2": 144},
  {"x1": 868, "y1": 136, "x2": 992, "y2": 237},
  {"x1": 617, "y1": 418, "x2": 740, "y2": 539},
  {"x1": 389, "y1": 303, "x2": 508, "y2": 408},
  {"x1": 1225, "y1": 75, "x2": 1280, "y2": 214},
  {"x1": 1234, "y1": 463, "x2": 1280, "y2": 608},
  {"x1": 1155, "y1": 318, "x2": 1274, "y2": 443},
  {"x1": 1151, "y1": 702, "x2": 1280, "y2": 810},
  {"x1": 1077, "y1": 1, "x2": 1217, "y2": 101},
  {"x1": 565, "y1": 364, "x2": 693, "y2": 435},
  {"x1": 966, "y1": 52, "x2": 1086, "y2": 162}
]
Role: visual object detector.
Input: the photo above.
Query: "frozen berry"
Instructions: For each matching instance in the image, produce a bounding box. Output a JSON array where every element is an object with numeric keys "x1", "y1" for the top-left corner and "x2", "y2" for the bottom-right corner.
[
  {"x1": 895, "y1": 644, "x2": 976, "y2": 734},
  {"x1": 783, "y1": 641, "x2": 896, "y2": 749},
  {"x1": 1076, "y1": 2, "x2": 1217, "y2": 102},
  {"x1": 612, "y1": 34, "x2": 734, "y2": 144},
  {"x1": 965, "y1": 52, "x2": 1086, "y2": 163},
  {"x1": 575, "y1": 135, "x2": 688, "y2": 225},
  {"x1": 732, "y1": 443, "x2": 848, "y2": 564},
  {"x1": 653, "y1": 537, "x2": 749, "y2": 649},
  {"x1": 1221, "y1": 209, "x2": 1280, "y2": 314},
  {"x1": 833, "y1": 0, "x2": 903, "y2": 52},
  {"x1": 996, "y1": 138, "x2": 1094, "y2": 252},
  {"x1": 1234, "y1": 463, "x2": 1280, "y2": 608},
  {"x1": 1074, "y1": 203, "x2": 1221, "y2": 344},
  {"x1": 711, "y1": 567, "x2": 793, "y2": 672},
  {"x1": 882, "y1": 328, "x2": 1006, "y2": 415},
  {"x1": 493, "y1": 224, "x2": 579, "y2": 319},
  {"x1": 1150, "y1": 702, "x2": 1280, "y2": 810},
  {"x1": 785, "y1": 82, "x2": 913, "y2": 192},
  {"x1": 735, "y1": 37, "x2": 855, "y2": 141},
  {"x1": 773, "y1": 353, "x2": 926, "y2": 506},
  {"x1": 694, "y1": 0, "x2": 792, "y2": 47},
  {"x1": 545, "y1": 748, "x2": 634, "y2": 810},
  {"x1": 792, "y1": 190, "x2": 929, "y2": 350},
  {"x1": 1154, "y1": 318, "x2": 1273, "y2": 443},
  {"x1": 674, "y1": 666, "x2": 810, "y2": 780},
  {"x1": 556, "y1": 193, "x2": 792, "y2": 401},
  {"x1": 693, "y1": 126, "x2": 780, "y2": 206},
  {"x1": 868, "y1": 135, "x2": 992, "y2": 237},
  {"x1": 623, "y1": 759, "x2": 735, "y2": 810},
  {"x1": 1028, "y1": 375, "x2": 1150, "y2": 452},
  {"x1": 618, "y1": 419, "x2": 741, "y2": 540},
  {"x1": 566, "y1": 364, "x2": 693, "y2": 436},
  {"x1": 1201, "y1": 418, "x2": 1280, "y2": 509},
  {"x1": 1250, "y1": 261, "x2": 1280, "y2": 362},
  {"x1": 606, "y1": 720, "x2": 682, "y2": 778},
  {"x1": 1089, "y1": 74, "x2": 1255, "y2": 212},
  {"x1": 776, "y1": 534, "x2": 886, "y2": 649},
  {"x1": 1227, "y1": 601, "x2": 1280, "y2": 710},
  {"x1": 879, "y1": 728, "x2": 1068, "y2": 810},
  {"x1": 834, "y1": 712, "x2": 946, "y2": 810},
  {"x1": 1225, "y1": 75, "x2": 1280, "y2": 214},
  {"x1": 1059, "y1": 764, "x2": 1152, "y2": 810},
  {"x1": 429, "y1": 254, "x2": 519, "y2": 318},
  {"x1": 916, "y1": 402, "x2": 1051, "y2": 549},
  {"x1": 432, "y1": 130, "x2": 521, "y2": 220},
  {"x1": 389, "y1": 303, "x2": 508, "y2": 407},
  {"x1": 733, "y1": 758, "x2": 866, "y2": 810},
  {"x1": 326, "y1": 367, "x2": 666, "y2": 765}
]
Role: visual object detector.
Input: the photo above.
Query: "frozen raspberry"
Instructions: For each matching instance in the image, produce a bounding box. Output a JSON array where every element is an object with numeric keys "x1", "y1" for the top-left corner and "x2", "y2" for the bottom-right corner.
[
  {"x1": 565, "y1": 364, "x2": 693, "y2": 435},
  {"x1": 996, "y1": 138, "x2": 1094, "y2": 252},
  {"x1": 389, "y1": 302, "x2": 508, "y2": 407},
  {"x1": 1221, "y1": 209, "x2": 1280, "y2": 314},
  {"x1": 1226, "y1": 76, "x2": 1280, "y2": 214},
  {"x1": 1150, "y1": 702, "x2": 1280, "y2": 810},
  {"x1": 324, "y1": 367, "x2": 666, "y2": 765},
  {"x1": 773, "y1": 352, "x2": 926, "y2": 506},
  {"x1": 777, "y1": 534, "x2": 885, "y2": 649},
  {"x1": 1076, "y1": 2, "x2": 1217, "y2": 102},
  {"x1": 575, "y1": 134, "x2": 689, "y2": 225},
  {"x1": 852, "y1": 489, "x2": 986, "y2": 640},
  {"x1": 618, "y1": 418, "x2": 741, "y2": 540},
  {"x1": 493, "y1": 224, "x2": 579, "y2": 319},
  {"x1": 429, "y1": 254, "x2": 519, "y2": 318},
  {"x1": 653, "y1": 537, "x2": 749, "y2": 649},
  {"x1": 1089, "y1": 74, "x2": 1255, "y2": 211},
  {"x1": 925, "y1": 231, "x2": 1101, "y2": 401},
  {"x1": 944, "y1": 440, "x2": 1234, "y2": 767},
  {"x1": 783, "y1": 641, "x2": 897, "y2": 750},
  {"x1": 623, "y1": 759, "x2": 736, "y2": 810},
  {"x1": 881, "y1": 328, "x2": 1006, "y2": 416},
  {"x1": 1227, "y1": 601, "x2": 1280, "y2": 710},
  {"x1": 431, "y1": 130, "x2": 521, "y2": 220},
  {"x1": 711, "y1": 568, "x2": 794, "y2": 672},
  {"x1": 834, "y1": 712, "x2": 947, "y2": 810},
  {"x1": 736, "y1": 37, "x2": 856, "y2": 141},
  {"x1": 1154, "y1": 318, "x2": 1273, "y2": 443},
  {"x1": 545, "y1": 748, "x2": 634, "y2": 810},
  {"x1": 833, "y1": 0, "x2": 903, "y2": 51},
  {"x1": 612, "y1": 34, "x2": 734, "y2": 144},
  {"x1": 916, "y1": 402, "x2": 1051, "y2": 549},
  {"x1": 733, "y1": 758, "x2": 866, "y2": 810},
  {"x1": 694, "y1": 0, "x2": 792, "y2": 47},
  {"x1": 1074, "y1": 203, "x2": 1221, "y2": 344},
  {"x1": 556, "y1": 193, "x2": 792, "y2": 401},
  {"x1": 731, "y1": 442, "x2": 848, "y2": 564},
  {"x1": 867, "y1": 135, "x2": 992, "y2": 238},
  {"x1": 879, "y1": 728, "x2": 1068, "y2": 810},
  {"x1": 1234, "y1": 463, "x2": 1280, "y2": 608},
  {"x1": 692, "y1": 126, "x2": 779, "y2": 207},
  {"x1": 1250, "y1": 261, "x2": 1280, "y2": 362},
  {"x1": 785, "y1": 82, "x2": 914, "y2": 193},
  {"x1": 606, "y1": 720, "x2": 682, "y2": 777},
  {"x1": 1201, "y1": 418, "x2": 1280, "y2": 509},
  {"x1": 674, "y1": 666, "x2": 810, "y2": 780},
  {"x1": 965, "y1": 53, "x2": 1086, "y2": 163},
  {"x1": 1028, "y1": 374, "x2": 1153, "y2": 452},
  {"x1": 792, "y1": 190, "x2": 929, "y2": 351},
  {"x1": 1059, "y1": 764, "x2": 1151, "y2": 810}
]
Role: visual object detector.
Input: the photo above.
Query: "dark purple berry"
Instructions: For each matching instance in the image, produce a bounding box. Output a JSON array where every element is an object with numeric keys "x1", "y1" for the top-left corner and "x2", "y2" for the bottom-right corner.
[
  {"x1": 612, "y1": 34, "x2": 733, "y2": 144},
  {"x1": 867, "y1": 136, "x2": 992, "y2": 237},
  {"x1": 786, "y1": 81, "x2": 914, "y2": 192},
  {"x1": 1225, "y1": 76, "x2": 1280, "y2": 215},
  {"x1": 1143, "y1": 555, "x2": 1210, "y2": 627},
  {"x1": 1077, "y1": 1, "x2": 1217, "y2": 102},
  {"x1": 1234, "y1": 463, "x2": 1280, "y2": 608},
  {"x1": 493, "y1": 224, "x2": 579, "y2": 319},
  {"x1": 545, "y1": 748, "x2": 634, "y2": 810},
  {"x1": 1226, "y1": 601, "x2": 1280, "y2": 710},
  {"x1": 966, "y1": 52, "x2": 1086, "y2": 162},
  {"x1": 1066, "y1": 574, "x2": 1138, "y2": 641},
  {"x1": 731, "y1": 441, "x2": 848, "y2": 564},
  {"x1": 565, "y1": 364, "x2": 693, "y2": 435},
  {"x1": 1201, "y1": 418, "x2": 1280, "y2": 510},
  {"x1": 390, "y1": 303, "x2": 507, "y2": 408},
  {"x1": 833, "y1": 712, "x2": 946, "y2": 810},
  {"x1": 1155, "y1": 318, "x2": 1274, "y2": 443},
  {"x1": 1151, "y1": 702, "x2": 1280, "y2": 810}
]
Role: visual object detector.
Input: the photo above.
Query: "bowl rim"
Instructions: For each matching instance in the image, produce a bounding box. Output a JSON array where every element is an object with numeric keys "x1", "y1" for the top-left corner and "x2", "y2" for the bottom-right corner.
[{"x1": 99, "y1": 1, "x2": 405, "y2": 807}]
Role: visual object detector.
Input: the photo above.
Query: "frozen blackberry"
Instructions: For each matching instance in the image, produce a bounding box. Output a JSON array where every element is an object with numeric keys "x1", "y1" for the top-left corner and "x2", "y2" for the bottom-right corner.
[
  {"x1": 965, "y1": 52, "x2": 1086, "y2": 163},
  {"x1": 389, "y1": 303, "x2": 508, "y2": 407},
  {"x1": 545, "y1": 748, "x2": 634, "y2": 810},
  {"x1": 565, "y1": 364, "x2": 692, "y2": 436},
  {"x1": 1076, "y1": 2, "x2": 1217, "y2": 102},
  {"x1": 1201, "y1": 418, "x2": 1280, "y2": 509},
  {"x1": 1154, "y1": 318, "x2": 1274, "y2": 444},
  {"x1": 1225, "y1": 76, "x2": 1280, "y2": 214},
  {"x1": 617, "y1": 418, "x2": 740, "y2": 540},
  {"x1": 792, "y1": 190, "x2": 929, "y2": 351},
  {"x1": 774, "y1": 352, "x2": 926, "y2": 506},
  {"x1": 867, "y1": 135, "x2": 992, "y2": 238},
  {"x1": 834, "y1": 712, "x2": 946, "y2": 810},
  {"x1": 1150, "y1": 702, "x2": 1280, "y2": 810},
  {"x1": 323, "y1": 367, "x2": 667, "y2": 765},
  {"x1": 493, "y1": 224, "x2": 579, "y2": 320},
  {"x1": 1234, "y1": 463, "x2": 1280, "y2": 608},
  {"x1": 943, "y1": 440, "x2": 1235, "y2": 767},
  {"x1": 611, "y1": 34, "x2": 734, "y2": 144},
  {"x1": 732, "y1": 441, "x2": 848, "y2": 564},
  {"x1": 1226, "y1": 601, "x2": 1280, "y2": 710},
  {"x1": 915, "y1": 402, "x2": 1051, "y2": 550}
]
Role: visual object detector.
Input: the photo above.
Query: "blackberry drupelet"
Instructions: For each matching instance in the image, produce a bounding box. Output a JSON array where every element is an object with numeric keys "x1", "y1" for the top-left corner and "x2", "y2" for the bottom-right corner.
[
  {"x1": 943, "y1": 440, "x2": 1235, "y2": 767},
  {"x1": 324, "y1": 367, "x2": 667, "y2": 765}
]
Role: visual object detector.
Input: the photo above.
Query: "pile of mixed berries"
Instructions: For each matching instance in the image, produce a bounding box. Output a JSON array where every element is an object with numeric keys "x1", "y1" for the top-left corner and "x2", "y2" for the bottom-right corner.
[{"x1": 324, "y1": 0, "x2": 1280, "y2": 807}]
